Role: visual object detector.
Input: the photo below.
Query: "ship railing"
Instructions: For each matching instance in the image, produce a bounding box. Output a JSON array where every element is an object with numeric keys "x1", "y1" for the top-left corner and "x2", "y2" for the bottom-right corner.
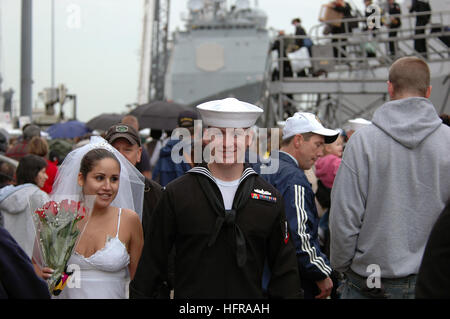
[
  {"x1": 269, "y1": 10, "x2": 449, "y2": 82},
  {"x1": 310, "y1": 9, "x2": 448, "y2": 37},
  {"x1": 262, "y1": 10, "x2": 449, "y2": 127}
]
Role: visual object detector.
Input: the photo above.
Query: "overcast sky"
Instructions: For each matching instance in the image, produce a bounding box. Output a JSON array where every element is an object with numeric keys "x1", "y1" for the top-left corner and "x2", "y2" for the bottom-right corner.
[{"x1": 0, "y1": 0, "x2": 406, "y2": 123}]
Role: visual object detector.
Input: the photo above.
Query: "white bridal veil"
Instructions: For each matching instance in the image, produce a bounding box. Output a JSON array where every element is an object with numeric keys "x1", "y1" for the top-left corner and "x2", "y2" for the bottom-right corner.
[{"x1": 50, "y1": 136, "x2": 145, "y2": 220}]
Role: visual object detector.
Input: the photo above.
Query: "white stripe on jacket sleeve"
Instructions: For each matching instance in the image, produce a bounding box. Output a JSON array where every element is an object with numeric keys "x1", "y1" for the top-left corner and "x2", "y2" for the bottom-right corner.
[{"x1": 294, "y1": 184, "x2": 332, "y2": 276}]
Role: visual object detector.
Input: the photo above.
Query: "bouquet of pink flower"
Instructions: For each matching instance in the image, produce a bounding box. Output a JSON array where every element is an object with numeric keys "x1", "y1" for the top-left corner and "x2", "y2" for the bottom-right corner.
[{"x1": 32, "y1": 199, "x2": 90, "y2": 296}]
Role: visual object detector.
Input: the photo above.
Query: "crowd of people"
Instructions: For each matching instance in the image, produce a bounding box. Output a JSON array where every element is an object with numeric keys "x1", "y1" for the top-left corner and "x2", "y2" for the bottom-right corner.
[{"x1": 0, "y1": 55, "x2": 449, "y2": 300}]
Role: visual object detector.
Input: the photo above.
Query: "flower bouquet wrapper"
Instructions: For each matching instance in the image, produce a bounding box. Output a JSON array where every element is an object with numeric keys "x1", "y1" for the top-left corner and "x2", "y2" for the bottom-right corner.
[{"x1": 30, "y1": 194, "x2": 95, "y2": 296}]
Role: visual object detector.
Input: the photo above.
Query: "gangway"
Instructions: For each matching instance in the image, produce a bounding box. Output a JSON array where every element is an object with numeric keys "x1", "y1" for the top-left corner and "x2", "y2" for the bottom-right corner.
[{"x1": 261, "y1": 10, "x2": 450, "y2": 129}]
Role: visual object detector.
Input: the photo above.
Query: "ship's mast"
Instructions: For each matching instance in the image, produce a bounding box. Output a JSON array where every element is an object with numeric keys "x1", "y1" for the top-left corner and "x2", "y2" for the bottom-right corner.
[
  {"x1": 137, "y1": 0, "x2": 171, "y2": 103},
  {"x1": 151, "y1": 0, "x2": 170, "y2": 102},
  {"x1": 137, "y1": 0, "x2": 154, "y2": 104}
]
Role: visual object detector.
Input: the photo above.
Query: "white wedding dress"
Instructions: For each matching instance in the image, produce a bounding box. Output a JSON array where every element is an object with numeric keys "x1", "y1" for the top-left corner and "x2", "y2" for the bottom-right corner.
[{"x1": 54, "y1": 208, "x2": 130, "y2": 299}]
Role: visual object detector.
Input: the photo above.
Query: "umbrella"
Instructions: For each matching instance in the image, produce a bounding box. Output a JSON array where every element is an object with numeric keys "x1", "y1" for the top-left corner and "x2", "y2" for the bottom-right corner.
[
  {"x1": 46, "y1": 120, "x2": 91, "y2": 139},
  {"x1": 129, "y1": 101, "x2": 192, "y2": 130},
  {"x1": 86, "y1": 113, "x2": 124, "y2": 131}
]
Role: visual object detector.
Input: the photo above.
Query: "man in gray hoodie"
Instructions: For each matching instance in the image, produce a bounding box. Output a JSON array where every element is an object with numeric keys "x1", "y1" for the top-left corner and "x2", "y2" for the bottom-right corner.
[{"x1": 329, "y1": 56, "x2": 450, "y2": 299}]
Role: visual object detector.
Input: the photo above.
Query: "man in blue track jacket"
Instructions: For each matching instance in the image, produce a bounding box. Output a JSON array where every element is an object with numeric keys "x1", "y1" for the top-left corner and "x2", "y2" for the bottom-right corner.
[{"x1": 262, "y1": 112, "x2": 338, "y2": 299}]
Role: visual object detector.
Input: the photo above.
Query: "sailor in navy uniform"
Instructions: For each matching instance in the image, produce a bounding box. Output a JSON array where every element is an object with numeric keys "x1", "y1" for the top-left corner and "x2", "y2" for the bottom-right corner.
[{"x1": 130, "y1": 98, "x2": 302, "y2": 299}]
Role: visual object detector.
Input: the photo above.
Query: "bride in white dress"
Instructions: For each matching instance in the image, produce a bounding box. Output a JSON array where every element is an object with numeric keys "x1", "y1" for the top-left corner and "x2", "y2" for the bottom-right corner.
[{"x1": 48, "y1": 138, "x2": 144, "y2": 299}]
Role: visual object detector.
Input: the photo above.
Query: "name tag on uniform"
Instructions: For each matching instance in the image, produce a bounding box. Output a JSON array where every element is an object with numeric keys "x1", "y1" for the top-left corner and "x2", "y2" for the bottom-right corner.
[{"x1": 251, "y1": 192, "x2": 277, "y2": 203}]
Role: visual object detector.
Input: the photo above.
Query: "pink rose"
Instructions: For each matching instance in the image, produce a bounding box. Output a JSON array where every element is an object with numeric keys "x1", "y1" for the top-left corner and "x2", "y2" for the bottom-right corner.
[
  {"x1": 43, "y1": 201, "x2": 58, "y2": 216},
  {"x1": 69, "y1": 200, "x2": 78, "y2": 214},
  {"x1": 60, "y1": 199, "x2": 70, "y2": 212}
]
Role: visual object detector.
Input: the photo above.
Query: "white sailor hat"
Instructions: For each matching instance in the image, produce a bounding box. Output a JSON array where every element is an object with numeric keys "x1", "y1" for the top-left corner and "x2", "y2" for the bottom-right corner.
[
  {"x1": 283, "y1": 112, "x2": 339, "y2": 144},
  {"x1": 196, "y1": 98, "x2": 263, "y2": 128}
]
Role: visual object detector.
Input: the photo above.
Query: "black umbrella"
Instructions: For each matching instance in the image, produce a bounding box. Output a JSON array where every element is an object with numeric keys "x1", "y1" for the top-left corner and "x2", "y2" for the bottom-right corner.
[
  {"x1": 129, "y1": 101, "x2": 192, "y2": 130},
  {"x1": 86, "y1": 113, "x2": 124, "y2": 131}
]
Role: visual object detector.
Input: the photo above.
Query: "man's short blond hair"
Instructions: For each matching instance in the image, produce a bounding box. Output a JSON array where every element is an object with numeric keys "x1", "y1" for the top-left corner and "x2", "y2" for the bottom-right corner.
[{"x1": 389, "y1": 57, "x2": 430, "y2": 97}]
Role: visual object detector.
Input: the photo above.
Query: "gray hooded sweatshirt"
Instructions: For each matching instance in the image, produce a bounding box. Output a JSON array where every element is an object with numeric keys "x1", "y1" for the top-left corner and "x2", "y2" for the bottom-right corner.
[
  {"x1": 0, "y1": 184, "x2": 49, "y2": 258},
  {"x1": 330, "y1": 97, "x2": 450, "y2": 278}
]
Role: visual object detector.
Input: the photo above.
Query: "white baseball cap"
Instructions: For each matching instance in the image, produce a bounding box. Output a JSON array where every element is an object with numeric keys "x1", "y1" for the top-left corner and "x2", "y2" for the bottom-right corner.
[
  {"x1": 196, "y1": 98, "x2": 263, "y2": 128},
  {"x1": 282, "y1": 112, "x2": 339, "y2": 144}
]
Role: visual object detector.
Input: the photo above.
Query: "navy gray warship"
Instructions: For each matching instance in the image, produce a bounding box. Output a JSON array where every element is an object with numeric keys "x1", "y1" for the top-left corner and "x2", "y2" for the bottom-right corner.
[{"x1": 164, "y1": 0, "x2": 270, "y2": 107}]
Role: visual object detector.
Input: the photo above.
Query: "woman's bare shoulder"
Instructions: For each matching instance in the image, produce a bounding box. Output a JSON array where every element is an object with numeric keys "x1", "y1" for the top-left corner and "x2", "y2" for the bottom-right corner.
[{"x1": 120, "y1": 208, "x2": 141, "y2": 226}]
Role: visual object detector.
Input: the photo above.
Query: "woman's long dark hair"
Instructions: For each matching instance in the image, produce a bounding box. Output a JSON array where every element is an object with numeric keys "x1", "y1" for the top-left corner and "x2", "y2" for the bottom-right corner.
[{"x1": 16, "y1": 154, "x2": 47, "y2": 185}]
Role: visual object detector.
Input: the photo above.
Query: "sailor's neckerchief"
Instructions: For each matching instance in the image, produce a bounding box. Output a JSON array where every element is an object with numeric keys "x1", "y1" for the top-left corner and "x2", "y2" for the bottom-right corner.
[{"x1": 188, "y1": 163, "x2": 258, "y2": 267}]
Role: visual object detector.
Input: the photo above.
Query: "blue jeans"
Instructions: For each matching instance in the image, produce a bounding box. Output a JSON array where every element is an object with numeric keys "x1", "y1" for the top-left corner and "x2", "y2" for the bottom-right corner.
[{"x1": 339, "y1": 270, "x2": 417, "y2": 299}]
